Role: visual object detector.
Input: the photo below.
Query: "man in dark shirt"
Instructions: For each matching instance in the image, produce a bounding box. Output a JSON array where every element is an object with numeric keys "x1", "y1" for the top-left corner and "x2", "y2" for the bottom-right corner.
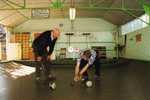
[{"x1": 32, "y1": 28, "x2": 60, "y2": 81}]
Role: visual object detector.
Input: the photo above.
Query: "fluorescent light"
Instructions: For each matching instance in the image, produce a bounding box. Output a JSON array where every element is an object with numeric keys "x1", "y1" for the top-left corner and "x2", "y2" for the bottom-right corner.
[{"x1": 69, "y1": 8, "x2": 76, "y2": 20}]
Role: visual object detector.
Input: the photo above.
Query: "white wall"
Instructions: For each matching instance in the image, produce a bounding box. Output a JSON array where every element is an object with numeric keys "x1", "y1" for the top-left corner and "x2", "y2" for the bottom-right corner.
[
  {"x1": 14, "y1": 18, "x2": 117, "y2": 59},
  {"x1": 122, "y1": 27, "x2": 150, "y2": 61},
  {"x1": 55, "y1": 32, "x2": 116, "y2": 58},
  {"x1": 14, "y1": 18, "x2": 116, "y2": 32}
]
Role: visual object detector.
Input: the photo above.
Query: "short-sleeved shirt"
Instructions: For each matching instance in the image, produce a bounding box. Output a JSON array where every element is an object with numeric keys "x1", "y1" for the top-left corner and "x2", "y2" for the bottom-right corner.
[{"x1": 77, "y1": 49, "x2": 96, "y2": 66}]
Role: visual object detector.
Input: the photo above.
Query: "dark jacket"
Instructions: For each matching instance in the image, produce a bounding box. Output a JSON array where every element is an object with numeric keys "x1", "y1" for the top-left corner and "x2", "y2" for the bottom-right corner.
[{"x1": 32, "y1": 30, "x2": 57, "y2": 56}]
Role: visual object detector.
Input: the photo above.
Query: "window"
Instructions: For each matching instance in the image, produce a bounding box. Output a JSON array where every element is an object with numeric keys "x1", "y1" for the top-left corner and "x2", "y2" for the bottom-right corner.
[{"x1": 121, "y1": 14, "x2": 149, "y2": 35}]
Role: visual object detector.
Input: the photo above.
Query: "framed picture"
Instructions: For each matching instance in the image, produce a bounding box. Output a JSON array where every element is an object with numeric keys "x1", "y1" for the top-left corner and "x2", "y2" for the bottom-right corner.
[{"x1": 136, "y1": 34, "x2": 142, "y2": 42}]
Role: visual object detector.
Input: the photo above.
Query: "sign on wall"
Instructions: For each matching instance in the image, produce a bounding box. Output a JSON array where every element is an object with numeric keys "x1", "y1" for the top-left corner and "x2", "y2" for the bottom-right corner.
[
  {"x1": 136, "y1": 34, "x2": 142, "y2": 42},
  {"x1": 31, "y1": 8, "x2": 50, "y2": 19}
]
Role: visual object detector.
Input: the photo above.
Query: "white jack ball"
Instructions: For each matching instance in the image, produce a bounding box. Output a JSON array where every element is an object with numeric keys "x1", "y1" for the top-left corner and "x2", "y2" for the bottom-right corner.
[{"x1": 86, "y1": 81, "x2": 93, "y2": 87}]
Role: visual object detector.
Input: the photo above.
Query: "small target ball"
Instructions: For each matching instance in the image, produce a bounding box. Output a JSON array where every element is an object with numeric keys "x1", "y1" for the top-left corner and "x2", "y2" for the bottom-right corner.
[{"x1": 86, "y1": 81, "x2": 93, "y2": 87}]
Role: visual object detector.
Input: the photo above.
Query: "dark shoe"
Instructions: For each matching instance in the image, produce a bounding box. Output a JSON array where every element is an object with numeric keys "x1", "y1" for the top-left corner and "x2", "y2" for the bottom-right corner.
[{"x1": 81, "y1": 76, "x2": 88, "y2": 82}]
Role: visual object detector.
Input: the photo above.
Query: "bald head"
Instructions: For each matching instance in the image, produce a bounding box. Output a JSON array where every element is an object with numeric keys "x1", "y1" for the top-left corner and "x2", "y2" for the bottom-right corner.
[{"x1": 52, "y1": 27, "x2": 61, "y2": 39}]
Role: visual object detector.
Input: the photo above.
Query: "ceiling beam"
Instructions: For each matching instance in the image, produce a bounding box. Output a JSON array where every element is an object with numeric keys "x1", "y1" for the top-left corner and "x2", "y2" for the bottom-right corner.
[
  {"x1": 0, "y1": 23, "x2": 13, "y2": 28},
  {"x1": 121, "y1": 0, "x2": 125, "y2": 9},
  {"x1": 13, "y1": 19, "x2": 29, "y2": 28},
  {"x1": 1, "y1": 0, "x2": 30, "y2": 20},
  {"x1": 123, "y1": 9, "x2": 150, "y2": 25},
  {"x1": 89, "y1": 0, "x2": 106, "y2": 7},
  {"x1": 0, "y1": 6, "x2": 144, "y2": 11},
  {"x1": 0, "y1": 3, "x2": 8, "y2": 8},
  {"x1": 78, "y1": 7, "x2": 144, "y2": 11},
  {"x1": 23, "y1": 0, "x2": 26, "y2": 8},
  {"x1": 101, "y1": 0, "x2": 116, "y2": 19},
  {"x1": 0, "y1": 12, "x2": 18, "y2": 22},
  {"x1": 6, "y1": 0, "x2": 24, "y2": 8}
]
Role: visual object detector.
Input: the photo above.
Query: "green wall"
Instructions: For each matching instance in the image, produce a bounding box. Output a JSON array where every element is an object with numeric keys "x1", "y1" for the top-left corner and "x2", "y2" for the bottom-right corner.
[{"x1": 122, "y1": 26, "x2": 150, "y2": 61}]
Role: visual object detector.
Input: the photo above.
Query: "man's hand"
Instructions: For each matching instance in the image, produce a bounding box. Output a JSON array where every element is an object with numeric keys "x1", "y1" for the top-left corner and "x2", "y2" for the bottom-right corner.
[
  {"x1": 46, "y1": 46, "x2": 50, "y2": 52},
  {"x1": 79, "y1": 64, "x2": 89, "y2": 76},
  {"x1": 37, "y1": 56, "x2": 42, "y2": 61},
  {"x1": 74, "y1": 73, "x2": 82, "y2": 82},
  {"x1": 78, "y1": 72, "x2": 83, "y2": 80},
  {"x1": 47, "y1": 55, "x2": 51, "y2": 61},
  {"x1": 74, "y1": 75, "x2": 79, "y2": 82}
]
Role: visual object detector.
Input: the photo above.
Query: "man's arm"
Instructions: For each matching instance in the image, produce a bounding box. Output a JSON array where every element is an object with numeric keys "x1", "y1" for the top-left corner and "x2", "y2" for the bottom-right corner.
[
  {"x1": 47, "y1": 38, "x2": 57, "y2": 55},
  {"x1": 46, "y1": 38, "x2": 57, "y2": 60},
  {"x1": 79, "y1": 50, "x2": 96, "y2": 77},
  {"x1": 79, "y1": 63, "x2": 89, "y2": 76},
  {"x1": 74, "y1": 59, "x2": 81, "y2": 81},
  {"x1": 75, "y1": 62, "x2": 80, "y2": 76}
]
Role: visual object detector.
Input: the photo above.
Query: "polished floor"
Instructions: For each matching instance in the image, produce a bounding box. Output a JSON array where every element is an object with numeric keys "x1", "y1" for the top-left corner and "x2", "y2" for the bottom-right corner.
[{"x1": 0, "y1": 60, "x2": 150, "y2": 100}]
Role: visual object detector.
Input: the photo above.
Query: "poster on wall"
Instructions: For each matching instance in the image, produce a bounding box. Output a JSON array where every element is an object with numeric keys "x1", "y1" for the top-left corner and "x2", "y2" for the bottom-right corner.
[
  {"x1": 136, "y1": 34, "x2": 142, "y2": 42},
  {"x1": 0, "y1": 24, "x2": 6, "y2": 42}
]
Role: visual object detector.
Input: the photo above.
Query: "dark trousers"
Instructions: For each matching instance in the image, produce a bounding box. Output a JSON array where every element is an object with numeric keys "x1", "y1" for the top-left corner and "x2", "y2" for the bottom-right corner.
[
  {"x1": 79, "y1": 58, "x2": 101, "y2": 79},
  {"x1": 94, "y1": 58, "x2": 101, "y2": 76},
  {"x1": 33, "y1": 47, "x2": 51, "y2": 79},
  {"x1": 34, "y1": 53, "x2": 51, "y2": 79}
]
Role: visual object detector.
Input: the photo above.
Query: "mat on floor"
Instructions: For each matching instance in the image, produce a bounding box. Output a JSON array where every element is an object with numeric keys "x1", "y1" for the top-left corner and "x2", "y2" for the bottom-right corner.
[{"x1": 0, "y1": 61, "x2": 35, "y2": 79}]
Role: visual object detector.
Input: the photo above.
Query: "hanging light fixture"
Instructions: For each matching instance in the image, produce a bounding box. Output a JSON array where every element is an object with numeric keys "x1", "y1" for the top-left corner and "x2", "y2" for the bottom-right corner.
[{"x1": 69, "y1": 7, "x2": 76, "y2": 20}]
